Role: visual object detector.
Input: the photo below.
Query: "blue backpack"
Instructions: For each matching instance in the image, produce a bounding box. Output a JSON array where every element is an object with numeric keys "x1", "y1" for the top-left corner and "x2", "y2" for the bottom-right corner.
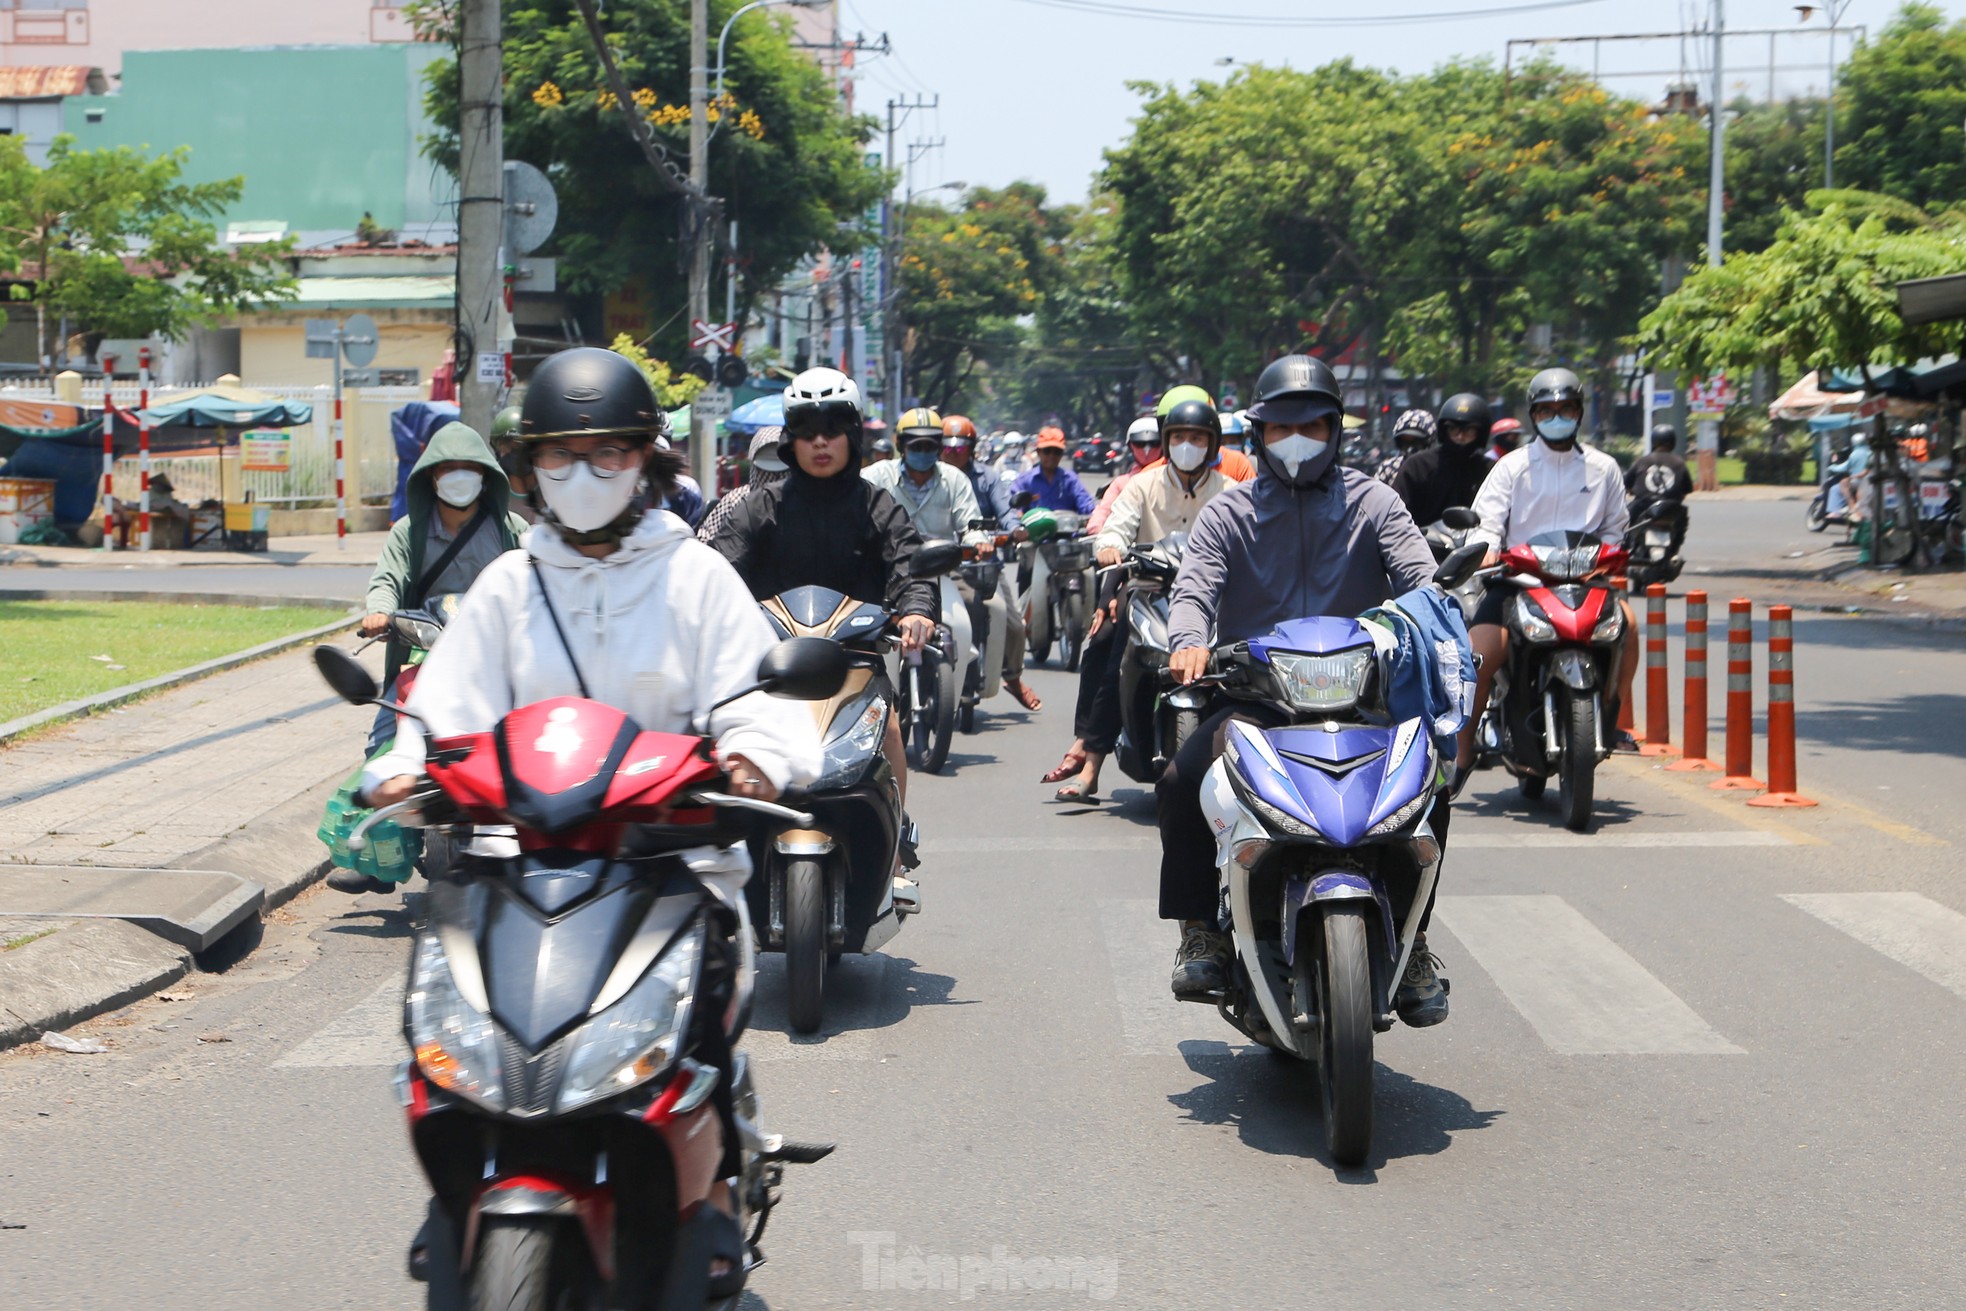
[{"x1": 1362, "y1": 586, "x2": 1475, "y2": 752}]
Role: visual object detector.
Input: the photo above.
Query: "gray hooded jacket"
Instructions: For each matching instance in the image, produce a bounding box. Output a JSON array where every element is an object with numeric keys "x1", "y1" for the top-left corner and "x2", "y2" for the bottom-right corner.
[{"x1": 1167, "y1": 438, "x2": 1437, "y2": 651}]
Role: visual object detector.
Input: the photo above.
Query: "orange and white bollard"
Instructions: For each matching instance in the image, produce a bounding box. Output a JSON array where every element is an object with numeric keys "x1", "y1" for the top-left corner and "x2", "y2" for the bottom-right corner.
[
  {"x1": 1748, "y1": 605, "x2": 1817, "y2": 808},
  {"x1": 1668, "y1": 591, "x2": 1719, "y2": 771},
  {"x1": 1613, "y1": 576, "x2": 1638, "y2": 740},
  {"x1": 99, "y1": 384, "x2": 116, "y2": 551},
  {"x1": 1712, "y1": 597, "x2": 1764, "y2": 791},
  {"x1": 1641, "y1": 583, "x2": 1675, "y2": 756}
]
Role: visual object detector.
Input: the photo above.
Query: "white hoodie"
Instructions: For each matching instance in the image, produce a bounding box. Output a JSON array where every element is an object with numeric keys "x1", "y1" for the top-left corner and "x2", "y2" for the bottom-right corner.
[{"x1": 362, "y1": 509, "x2": 821, "y2": 797}]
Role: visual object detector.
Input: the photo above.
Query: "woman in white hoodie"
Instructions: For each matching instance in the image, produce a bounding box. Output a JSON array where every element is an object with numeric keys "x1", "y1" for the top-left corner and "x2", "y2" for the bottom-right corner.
[{"x1": 361, "y1": 347, "x2": 818, "y2": 1297}]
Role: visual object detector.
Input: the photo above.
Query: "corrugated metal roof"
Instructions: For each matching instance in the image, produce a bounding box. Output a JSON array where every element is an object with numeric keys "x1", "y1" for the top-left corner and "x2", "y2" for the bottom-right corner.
[
  {"x1": 0, "y1": 66, "x2": 104, "y2": 99},
  {"x1": 265, "y1": 276, "x2": 456, "y2": 311}
]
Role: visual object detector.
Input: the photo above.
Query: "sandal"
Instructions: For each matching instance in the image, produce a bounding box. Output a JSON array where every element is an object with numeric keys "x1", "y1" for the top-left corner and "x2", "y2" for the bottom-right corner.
[
  {"x1": 1040, "y1": 748, "x2": 1087, "y2": 784},
  {"x1": 1054, "y1": 780, "x2": 1100, "y2": 804},
  {"x1": 1006, "y1": 678, "x2": 1044, "y2": 712}
]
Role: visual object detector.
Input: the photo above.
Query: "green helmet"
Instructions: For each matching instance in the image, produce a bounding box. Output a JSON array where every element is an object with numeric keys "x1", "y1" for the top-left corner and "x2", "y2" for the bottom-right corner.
[
  {"x1": 1021, "y1": 508, "x2": 1060, "y2": 543},
  {"x1": 491, "y1": 405, "x2": 523, "y2": 443},
  {"x1": 1156, "y1": 384, "x2": 1215, "y2": 417}
]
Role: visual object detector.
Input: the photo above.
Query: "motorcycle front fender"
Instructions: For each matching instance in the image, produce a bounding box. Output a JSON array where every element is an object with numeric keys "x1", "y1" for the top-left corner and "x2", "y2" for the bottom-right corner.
[
  {"x1": 1280, "y1": 871, "x2": 1396, "y2": 971},
  {"x1": 1545, "y1": 647, "x2": 1598, "y2": 693}
]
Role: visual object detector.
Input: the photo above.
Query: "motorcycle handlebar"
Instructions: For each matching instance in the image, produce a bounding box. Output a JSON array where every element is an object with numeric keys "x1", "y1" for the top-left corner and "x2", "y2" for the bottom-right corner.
[{"x1": 681, "y1": 792, "x2": 817, "y2": 827}]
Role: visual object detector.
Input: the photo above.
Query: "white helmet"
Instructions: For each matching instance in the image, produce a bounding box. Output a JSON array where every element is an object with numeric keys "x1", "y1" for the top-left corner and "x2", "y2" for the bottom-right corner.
[
  {"x1": 782, "y1": 366, "x2": 864, "y2": 459},
  {"x1": 1125, "y1": 415, "x2": 1160, "y2": 444}
]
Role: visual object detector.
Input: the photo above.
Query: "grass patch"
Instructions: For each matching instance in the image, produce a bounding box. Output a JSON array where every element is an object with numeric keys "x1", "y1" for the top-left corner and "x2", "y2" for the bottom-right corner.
[
  {"x1": 0, "y1": 601, "x2": 338, "y2": 722},
  {"x1": 3, "y1": 927, "x2": 56, "y2": 951}
]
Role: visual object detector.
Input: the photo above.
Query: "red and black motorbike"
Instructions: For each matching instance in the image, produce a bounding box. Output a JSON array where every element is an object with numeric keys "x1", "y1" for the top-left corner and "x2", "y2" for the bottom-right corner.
[
  {"x1": 1475, "y1": 529, "x2": 1630, "y2": 832},
  {"x1": 314, "y1": 637, "x2": 847, "y2": 1311}
]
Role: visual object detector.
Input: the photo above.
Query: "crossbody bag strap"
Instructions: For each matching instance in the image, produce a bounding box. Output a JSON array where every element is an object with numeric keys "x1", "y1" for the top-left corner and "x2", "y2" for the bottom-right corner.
[
  {"x1": 410, "y1": 503, "x2": 492, "y2": 609},
  {"x1": 528, "y1": 556, "x2": 592, "y2": 699}
]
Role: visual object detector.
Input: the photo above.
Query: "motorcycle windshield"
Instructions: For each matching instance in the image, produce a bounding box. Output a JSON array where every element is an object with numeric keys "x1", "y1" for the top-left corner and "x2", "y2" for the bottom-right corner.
[{"x1": 1226, "y1": 718, "x2": 1432, "y2": 848}]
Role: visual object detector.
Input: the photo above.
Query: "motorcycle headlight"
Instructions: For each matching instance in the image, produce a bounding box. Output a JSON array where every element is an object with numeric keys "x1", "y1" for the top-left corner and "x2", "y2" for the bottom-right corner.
[
  {"x1": 556, "y1": 927, "x2": 703, "y2": 1114},
  {"x1": 1511, "y1": 594, "x2": 1558, "y2": 644},
  {"x1": 1591, "y1": 606, "x2": 1626, "y2": 643},
  {"x1": 1367, "y1": 789, "x2": 1433, "y2": 837},
  {"x1": 812, "y1": 693, "x2": 887, "y2": 791},
  {"x1": 1267, "y1": 647, "x2": 1374, "y2": 713},
  {"x1": 406, "y1": 933, "x2": 506, "y2": 1112}
]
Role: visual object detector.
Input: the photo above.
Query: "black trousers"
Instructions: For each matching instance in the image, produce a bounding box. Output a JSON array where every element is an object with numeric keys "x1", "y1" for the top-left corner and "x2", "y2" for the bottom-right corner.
[
  {"x1": 1156, "y1": 703, "x2": 1452, "y2": 930},
  {"x1": 1075, "y1": 614, "x2": 1129, "y2": 755}
]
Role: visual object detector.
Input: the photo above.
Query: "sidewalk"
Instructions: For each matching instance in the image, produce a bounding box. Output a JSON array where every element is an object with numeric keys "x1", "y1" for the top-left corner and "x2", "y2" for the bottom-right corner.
[
  {"x1": 0, "y1": 531, "x2": 389, "y2": 570},
  {"x1": 0, "y1": 640, "x2": 374, "y2": 1046}
]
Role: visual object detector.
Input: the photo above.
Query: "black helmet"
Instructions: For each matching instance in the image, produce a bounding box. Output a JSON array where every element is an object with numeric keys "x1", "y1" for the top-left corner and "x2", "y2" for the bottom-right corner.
[
  {"x1": 1526, "y1": 367, "x2": 1583, "y2": 411},
  {"x1": 1160, "y1": 397, "x2": 1222, "y2": 466},
  {"x1": 1649, "y1": 422, "x2": 1679, "y2": 449},
  {"x1": 1437, "y1": 393, "x2": 1492, "y2": 441},
  {"x1": 1246, "y1": 354, "x2": 1342, "y2": 428},
  {"x1": 519, "y1": 347, "x2": 668, "y2": 443}
]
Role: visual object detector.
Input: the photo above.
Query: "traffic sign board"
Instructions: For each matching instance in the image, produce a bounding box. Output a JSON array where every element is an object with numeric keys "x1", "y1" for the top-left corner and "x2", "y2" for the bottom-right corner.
[
  {"x1": 694, "y1": 387, "x2": 732, "y2": 421},
  {"x1": 341, "y1": 314, "x2": 379, "y2": 367},
  {"x1": 691, "y1": 320, "x2": 736, "y2": 354},
  {"x1": 340, "y1": 367, "x2": 380, "y2": 388},
  {"x1": 1687, "y1": 373, "x2": 1733, "y2": 417},
  {"x1": 1859, "y1": 393, "x2": 1889, "y2": 418}
]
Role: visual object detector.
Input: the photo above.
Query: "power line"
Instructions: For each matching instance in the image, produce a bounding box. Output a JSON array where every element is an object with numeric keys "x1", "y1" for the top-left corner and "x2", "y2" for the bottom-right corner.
[{"x1": 1005, "y1": 0, "x2": 1617, "y2": 27}]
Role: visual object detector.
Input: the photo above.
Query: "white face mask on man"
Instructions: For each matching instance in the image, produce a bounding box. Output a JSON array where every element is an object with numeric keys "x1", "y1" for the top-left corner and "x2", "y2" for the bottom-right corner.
[
  {"x1": 1166, "y1": 440, "x2": 1209, "y2": 472},
  {"x1": 1265, "y1": 433, "x2": 1328, "y2": 476},
  {"x1": 434, "y1": 469, "x2": 484, "y2": 508},
  {"x1": 538, "y1": 462, "x2": 643, "y2": 532}
]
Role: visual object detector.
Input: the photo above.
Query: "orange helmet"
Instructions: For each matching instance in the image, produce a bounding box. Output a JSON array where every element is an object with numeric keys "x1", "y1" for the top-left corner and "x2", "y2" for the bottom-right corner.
[
  {"x1": 941, "y1": 415, "x2": 979, "y2": 441},
  {"x1": 1035, "y1": 425, "x2": 1067, "y2": 451}
]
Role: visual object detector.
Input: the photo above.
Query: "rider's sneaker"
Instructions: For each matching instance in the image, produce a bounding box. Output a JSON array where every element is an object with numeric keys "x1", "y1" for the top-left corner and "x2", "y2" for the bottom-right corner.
[
  {"x1": 891, "y1": 876, "x2": 920, "y2": 917},
  {"x1": 327, "y1": 867, "x2": 393, "y2": 895},
  {"x1": 1169, "y1": 924, "x2": 1233, "y2": 998},
  {"x1": 1395, "y1": 937, "x2": 1450, "y2": 1028}
]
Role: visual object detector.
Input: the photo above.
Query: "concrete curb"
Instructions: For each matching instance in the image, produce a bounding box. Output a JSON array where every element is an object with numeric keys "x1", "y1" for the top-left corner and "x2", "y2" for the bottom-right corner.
[
  {"x1": 0, "y1": 919, "x2": 190, "y2": 1050},
  {"x1": 171, "y1": 771, "x2": 355, "y2": 911},
  {"x1": 0, "y1": 599, "x2": 358, "y2": 746}
]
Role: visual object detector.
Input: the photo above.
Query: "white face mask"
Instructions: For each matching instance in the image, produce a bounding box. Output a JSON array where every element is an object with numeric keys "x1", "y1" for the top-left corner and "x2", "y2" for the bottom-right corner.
[
  {"x1": 538, "y1": 462, "x2": 642, "y2": 533},
  {"x1": 433, "y1": 469, "x2": 483, "y2": 508},
  {"x1": 1265, "y1": 433, "x2": 1327, "y2": 477},
  {"x1": 1167, "y1": 441, "x2": 1208, "y2": 473}
]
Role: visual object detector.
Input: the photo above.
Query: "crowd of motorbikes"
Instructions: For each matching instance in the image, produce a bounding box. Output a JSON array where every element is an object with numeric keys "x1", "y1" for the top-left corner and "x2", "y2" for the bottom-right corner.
[{"x1": 312, "y1": 434, "x2": 1694, "y2": 1308}]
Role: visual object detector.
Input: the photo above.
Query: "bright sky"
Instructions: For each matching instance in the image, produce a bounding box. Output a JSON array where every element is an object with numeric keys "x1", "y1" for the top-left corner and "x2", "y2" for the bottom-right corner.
[{"x1": 840, "y1": 0, "x2": 1960, "y2": 204}]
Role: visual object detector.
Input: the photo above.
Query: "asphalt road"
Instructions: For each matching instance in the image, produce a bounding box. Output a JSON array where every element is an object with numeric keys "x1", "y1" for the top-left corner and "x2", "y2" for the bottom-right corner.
[{"x1": 4, "y1": 497, "x2": 1965, "y2": 1309}]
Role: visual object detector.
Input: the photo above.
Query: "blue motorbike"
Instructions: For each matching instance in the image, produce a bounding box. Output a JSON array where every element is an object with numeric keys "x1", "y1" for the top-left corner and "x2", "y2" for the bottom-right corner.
[{"x1": 1195, "y1": 569, "x2": 1472, "y2": 1167}]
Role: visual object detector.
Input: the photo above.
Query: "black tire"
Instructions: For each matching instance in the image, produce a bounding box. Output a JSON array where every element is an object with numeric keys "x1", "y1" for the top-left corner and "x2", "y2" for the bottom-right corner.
[
  {"x1": 1059, "y1": 594, "x2": 1085, "y2": 672},
  {"x1": 467, "y1": 1216, "x2": 555, "y2": 1311},
  {"x1": 784, "y1": 857, "x2": 826, "y2": 1034},
  {"x1": 1518, "y1": 773, "x2": 1547, "y2": 801},
  {"x1": 911, "y1": 656, "x2": 955, "y2": 775},
  {"x1": 1806, "y1": 496, "x2": 1828, "y2": 533},
  {"x1": 1304, "y1": 904, "x2": 1375, "y2": 1168},
  {"x1": 1169, "y1": 708, "x2": 1201, "y2": 761},
  {"x1": 1560, "y1": 692, "x2": 1596, "y2": 833},
  {"x1": 1028, "y1": 596, "x2": 1053, "y2": 666},
  {"x1": 958, "y1": 700, "x2": 976, "y2": 734}
]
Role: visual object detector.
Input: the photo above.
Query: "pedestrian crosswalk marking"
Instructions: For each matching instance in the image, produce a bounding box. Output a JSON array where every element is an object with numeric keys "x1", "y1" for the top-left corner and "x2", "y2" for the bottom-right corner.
[
  {"x1": 273, "y1": 980, "x2": 404, "y2": 1068},
  {"x1": 1436, "y1": 895, "x2": 1744, "y2": 1056},
  {"x1": 1782, "y1": 892, "x2": 1966, "y2": 1001},
  {"x1": 1448, "y1": 831, "x2": 1788, "y2": 849},
  {"x1": 1099, "y1": 899, "x2": 1242, "y2": 1058}
]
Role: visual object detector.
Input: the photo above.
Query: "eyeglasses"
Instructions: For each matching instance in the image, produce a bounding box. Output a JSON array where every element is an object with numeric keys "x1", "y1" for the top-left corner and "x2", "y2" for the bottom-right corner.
[
  {"x1": 532, "y1": 442, "x2": 639, "y2": 479},
  {"x1": 790, "y1": 428, "x2": 847, "y2": 442}
]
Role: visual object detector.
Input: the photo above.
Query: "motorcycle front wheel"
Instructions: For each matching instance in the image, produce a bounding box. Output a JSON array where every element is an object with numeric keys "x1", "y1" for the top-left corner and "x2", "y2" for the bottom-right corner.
[
  {"x1": 1806, "y1": 497, "x2": 1828, "y2": 533},
  {"x1": 1560, "y1": 692, "x2": 1596, "y2": 832},
  {"x1": 784, "y1": 857, "x2": 827, "y2": 1034},
  {"x1": 468, "y1": 1215, "x2": 591, "y2": 1311},
  {"x1": 1058, "y1": 593, "x2": 1085, "y2": 672},
  {"x1": 1304, "y1": 903, "x2": 1374, "y2": 1169},
  {"x1": 907, "y1": 657, "x2": 956, "y2": 775}
]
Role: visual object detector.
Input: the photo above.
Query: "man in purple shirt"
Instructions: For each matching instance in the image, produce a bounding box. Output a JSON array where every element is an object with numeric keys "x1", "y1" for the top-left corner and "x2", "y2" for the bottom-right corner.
[{"x1": 1010, "y1": 427, "x2": 1097, "y2": 515}]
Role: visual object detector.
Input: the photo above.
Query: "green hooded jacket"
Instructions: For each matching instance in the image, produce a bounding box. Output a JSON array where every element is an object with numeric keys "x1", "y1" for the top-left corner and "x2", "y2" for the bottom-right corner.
[{"x1": 364, "y1": 421, "x2": 529, "y2": 683}]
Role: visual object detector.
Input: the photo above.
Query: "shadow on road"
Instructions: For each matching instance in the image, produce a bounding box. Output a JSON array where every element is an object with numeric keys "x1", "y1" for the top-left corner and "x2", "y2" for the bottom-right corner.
[
  {"x1": 1168, "y1": 1043, "x2": 1503, "y2": 1176},
  {"x1": 750, "y1": 953, "x2": 971, "y2": 1045},
  {"x1": 1793, "y1": 692, "x2": 1966, "y2": 758},
  {"x1": 1457, "y1": 784, "x2": 1643, "y2": 831}
]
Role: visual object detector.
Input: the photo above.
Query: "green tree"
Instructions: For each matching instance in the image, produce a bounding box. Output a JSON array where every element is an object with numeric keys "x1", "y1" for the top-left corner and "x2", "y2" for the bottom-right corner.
[
  {"x1": 1638, "y1": 191, "x2": 1966, "y2": 381},
  {"x1": 1834, "y1": 3, "x2": 1966, "y2": 211},
  {"x1": 1724, "y1": 97, "x2": 1829, "y2": 254},
  {"x1": 0, "y1": 135, "x2": 296, "y2": 366},
  {"x1": 416, "y1": 0, "x2": 885, "y2": 363}
]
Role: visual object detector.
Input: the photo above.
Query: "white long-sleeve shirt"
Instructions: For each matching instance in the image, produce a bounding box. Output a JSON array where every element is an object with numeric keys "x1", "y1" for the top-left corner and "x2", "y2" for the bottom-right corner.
[
  {"x1": 1093, "y1": 463, "x2": 1227, "y2": 555},
  {"x1": 362, "y1": 509, "x2": 821, "y2": 797},
  {"x1": 862, "y1": 460, "x2": 990, "y2": 546},
  {"x1": 1470, "y1": 439, "x2": 1629, "y2": 551}
]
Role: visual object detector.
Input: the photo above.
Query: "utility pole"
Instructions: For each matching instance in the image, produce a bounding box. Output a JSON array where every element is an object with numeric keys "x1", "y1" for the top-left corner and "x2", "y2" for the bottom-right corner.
[
  {"x1": 1707, "y1": 0, "x2": 1725, "y2": 270},
  {"x1": 882, "y1": 94, "x2": 936, "y2": 422},
  {"x1": 457, "y1": 0, "x2": 504, "y2": 438},
  {"x1": 688, "y1": 0, "x2": 715, "y2": 494}
]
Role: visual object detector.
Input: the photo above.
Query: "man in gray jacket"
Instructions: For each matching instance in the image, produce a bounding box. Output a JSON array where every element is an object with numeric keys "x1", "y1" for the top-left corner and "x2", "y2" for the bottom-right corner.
[{"x1": 1157, "y1": 355, "x2": 1448, "y2": 1022}]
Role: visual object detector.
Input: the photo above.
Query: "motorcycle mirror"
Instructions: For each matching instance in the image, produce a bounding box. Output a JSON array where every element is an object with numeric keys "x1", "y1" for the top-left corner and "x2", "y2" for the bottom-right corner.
[
  {"x1": 909, "y1": 540, "x2": 965, "y2": 578},
  {"x1": 755, "y1": 637, "x2": 852, "y2": 701},
  {"x1": 314, "y1": 645, "x2": 380, "y2": 705},
  {"x1": 390, "y1": 612, "x2": 445, "y2": 649},
  {"x1": 1433, "y1": 541, "x2": 1488, "y2": 590},
  {"x1": 1441, "y1": 507, "x2": 1481, "y2": 531},
  {"x1": 1010, "y1": 490, "x2": 1038, "y2": 509}
]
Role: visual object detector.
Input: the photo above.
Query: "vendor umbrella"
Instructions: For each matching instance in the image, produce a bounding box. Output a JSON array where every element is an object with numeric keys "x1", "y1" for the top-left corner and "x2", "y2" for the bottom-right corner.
[{"x1": 726, "y1": 393, "x2": 784, "y2": 435}]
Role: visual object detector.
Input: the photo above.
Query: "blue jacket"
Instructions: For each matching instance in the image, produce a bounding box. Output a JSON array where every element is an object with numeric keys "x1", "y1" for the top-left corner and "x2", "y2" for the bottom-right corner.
[
  {"x1": 962, "y1": 460, "x2": 1015, "y2": 529},
  {"x1": 1010, "y1": 464, "x2": 1097, "y2": 515},
  {"x1": 1363, "y1": 585, "x2": 1474, "y2": 750}
]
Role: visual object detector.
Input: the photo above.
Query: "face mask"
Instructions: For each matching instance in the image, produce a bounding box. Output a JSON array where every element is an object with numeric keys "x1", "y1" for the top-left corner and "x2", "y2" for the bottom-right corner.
[
  {"x1": 1537, "y1": 416, "x2": 1580, "y2": 444},
  {"x1": 434, "y1": 469, "x2": 483, "y2": 508},
  {"x1": 1266, "y1": 433, "x2": 1328, "y2": 477},
  {"x1": 904, "y1": 447, "x2": 940, "y2": 473},
  {"x1": 1167, "y1": 441, "x2": 1208, "y2": 473},
  {"x1": 538, "y1": 462, "x2": 642, "y2": 533}
]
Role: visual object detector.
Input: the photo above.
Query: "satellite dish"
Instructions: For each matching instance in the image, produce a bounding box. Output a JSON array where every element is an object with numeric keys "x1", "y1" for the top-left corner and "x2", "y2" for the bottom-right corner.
[
  {"x1": 503, "y1": 161, "x2": 559, "y2": 256},
  {"x1": 341, "y1": 313, "x2": 379, "y2": 368}
]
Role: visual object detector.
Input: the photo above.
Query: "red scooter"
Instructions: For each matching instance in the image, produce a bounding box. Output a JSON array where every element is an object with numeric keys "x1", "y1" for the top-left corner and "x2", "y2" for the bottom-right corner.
[
  {"x1": 314, "y1": 637, "x2": 848, "y2": 1311},
  {"x1": 1476, "y1": 529, "x2": 1630, "y2": 832}
]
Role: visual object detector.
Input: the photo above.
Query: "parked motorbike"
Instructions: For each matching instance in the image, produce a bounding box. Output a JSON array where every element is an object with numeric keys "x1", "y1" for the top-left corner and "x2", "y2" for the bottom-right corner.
[
  {"x1": 1023, "y1": 510, "x2": 1094, "y2": 671},
  {"x1": 1625, "y1": 496, "x2": 1687, "y2": 588},
  {"x1": 310, "y1": 637, "x2": 848, "y2": 1310},
  {"x1": 1112, "y1": 534, "x2": 1205, "y2": 784},
  {"x1": 1477, "y1": 530, "x2": 1630, "y2": 831},
  {"x1": 1191, "y1": 544, "x2": 1478, "y2": 1168},
  {"x1": 754, "y1": 577, "x2": 944, "y2": 1033}
]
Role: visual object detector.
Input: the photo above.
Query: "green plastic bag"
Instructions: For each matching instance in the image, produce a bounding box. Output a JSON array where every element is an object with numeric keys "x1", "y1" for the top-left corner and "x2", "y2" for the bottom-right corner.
[{"x1": 316, "y1": 749, "x2": 422, "y2": 884}]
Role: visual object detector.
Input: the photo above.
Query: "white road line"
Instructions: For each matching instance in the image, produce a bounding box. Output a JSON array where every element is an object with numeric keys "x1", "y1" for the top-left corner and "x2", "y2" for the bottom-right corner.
[
  {"x1": 1782, "y1": 893, "x2": 1966, "y2": 1001},
  {"x1": 273, "y1": 980, "x2": 404, "y2": 1069},
  {"x1": 1099, "y1": 899, "x2": 1242, "y2": 1058},
  {"x1": 926, "y1": 836, "x2": 1158, "y2": 854},
  {"x1": 1449, "y1": 831, "x2": 1788, "y2": 849},
  {"x1": 743, "y1": 955, "x2": 897, "y2": 1062},
  {"x1": 1436, "y1": 895, "x2": 1744, "y2": 1056}
]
